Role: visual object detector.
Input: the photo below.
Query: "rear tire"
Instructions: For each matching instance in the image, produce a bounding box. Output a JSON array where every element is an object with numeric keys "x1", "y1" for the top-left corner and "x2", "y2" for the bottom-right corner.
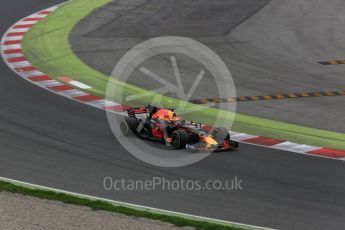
[
  {"x1": 171, "y1": 130, "x2": 189, "y2": 149},
  {"x1": 120, "y1": 117, "x2": 138, "y2": 136}
]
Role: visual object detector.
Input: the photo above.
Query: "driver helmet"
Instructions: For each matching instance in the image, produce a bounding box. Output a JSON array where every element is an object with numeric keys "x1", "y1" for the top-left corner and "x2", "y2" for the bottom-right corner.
[{"x1": 152, "y1": 109, "x2": 178, "y2": 121}]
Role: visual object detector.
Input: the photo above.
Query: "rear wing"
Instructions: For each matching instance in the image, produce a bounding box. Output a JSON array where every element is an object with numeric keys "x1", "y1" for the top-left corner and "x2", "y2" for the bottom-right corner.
[
  {"x1": 127, "y1": 105, "x2": 160, "y2": 118},
  {"x1": 127, "y1": 106, "x2": 149, "y2": 116}
]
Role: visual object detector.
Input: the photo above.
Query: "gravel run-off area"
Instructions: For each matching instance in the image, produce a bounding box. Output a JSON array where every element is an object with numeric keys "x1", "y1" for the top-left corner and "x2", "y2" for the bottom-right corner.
[{"x1": 0, "y1": 192, "x2": 194, "y2": 230}]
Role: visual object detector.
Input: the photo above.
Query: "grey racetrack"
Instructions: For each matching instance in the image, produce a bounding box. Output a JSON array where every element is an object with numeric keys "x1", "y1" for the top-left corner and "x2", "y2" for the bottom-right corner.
[
  {"x1": 1, "y1": 1, "x2": 345, "y2": 230},
  {"x1": 72, "y1": 0, "x2": 345, "y2": 133}
]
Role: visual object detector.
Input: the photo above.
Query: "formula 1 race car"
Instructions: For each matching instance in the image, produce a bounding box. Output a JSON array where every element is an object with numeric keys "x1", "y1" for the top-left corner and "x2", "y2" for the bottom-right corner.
[{"x1": 120, "y1": 105, "x2": 239, "y2": 152}]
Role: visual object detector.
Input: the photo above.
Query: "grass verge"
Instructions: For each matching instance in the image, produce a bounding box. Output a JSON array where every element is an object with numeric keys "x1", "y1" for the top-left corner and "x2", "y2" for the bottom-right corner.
[
  {"x1": 0, "y1": 180, "x2": 252, "y2": 230},
  {"x1": 21, "y1": 0, "x2": 345, "y2": 150}
]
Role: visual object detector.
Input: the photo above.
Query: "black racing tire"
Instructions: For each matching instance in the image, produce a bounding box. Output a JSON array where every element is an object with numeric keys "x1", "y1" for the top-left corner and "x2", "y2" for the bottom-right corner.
[
  {"x1": 212, "y1": 127, "x2": 230, "y2": 143},
  {"x1": 231, "y1": 140, "x2": 239, "y2": 149},
  {"x1": 171, "y1": 130, "x2": 189, "y2": 149},
  {"x1": 120, "y1": 117, "x2": 138, "y2": 136}
]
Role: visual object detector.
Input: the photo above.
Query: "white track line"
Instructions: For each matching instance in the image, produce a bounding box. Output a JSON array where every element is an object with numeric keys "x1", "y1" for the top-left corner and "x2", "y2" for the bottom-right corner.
[
  {"x1": 1, "y1": 1, "x2": 344, "y2": 228},
  {"x1": 0, "y1": 176, "x2": 275, "y2": 230}
]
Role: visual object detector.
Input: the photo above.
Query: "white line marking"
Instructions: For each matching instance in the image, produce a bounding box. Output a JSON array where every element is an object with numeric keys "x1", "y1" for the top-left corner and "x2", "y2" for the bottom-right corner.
[
  {"x1": 27, "y1": 13, "x2": 47, "y2": 18},
  {"x1": 292, "y1": 145, "x2": 320, "y2": 153},
  {"x1": 0, "y1": 176, "x2": 275, "y2": 230},
  {"x1": 273, "y1": 141, "x2": 301, "y2": 151},
  {"x1": 60, "y1": 89, "x2": 88, "y2": 97},
  {"x1": 9, "y1": 61, "x2": 30, "y2": 67},
  {"x1": 231, "y1": 133, "x2": 257, "y2": 141},
  {"x1": 1, "y1": 0, "x2": 343, "y2": 166},
  {"x1": 87, "y1": 99, "x2": 108, "y2": 106},
  {"x1": 0, "y1": 3, "x2": 341, "y2": 227},
  {"x1": 3, "y1": 53, "x2": 23, "y2": 58},
  {"x1": 45, "y1": 6, "x2": 59, "y2": 11},
  {"x1": 229, "y1": 131, "x2": 241, "y2": 136},
  {"x1": 3, "y1": 36, "x2": 23, "y2": 41},
  {"x1": 104, "y1": 100, "x2": 120, "y2": 107},
  {"x1": 87, "y1": 99, "x2": 105, "y2": 107},
  {"x1": 69, "y1": 80, "x2": 92, "y2": 89},
  {"x1": 16, "y1": 21, "x2": 37, "y2": 26},
  {"x1": 19, "y1": 70, "x2": 45, "y2": 78},
  {"x1": 39, "y1": 80, "x2": 63, "y2": 87},
  {"x1": 8, "y1": 28, "x2": 30, "y2": 33},
  {"x1": 2, "y1": 44, "x2": 21, "y2": 50}
]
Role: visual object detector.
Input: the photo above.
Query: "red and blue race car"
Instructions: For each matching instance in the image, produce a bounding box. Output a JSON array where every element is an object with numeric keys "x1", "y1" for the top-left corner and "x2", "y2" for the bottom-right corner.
[{"x1": 120, "y1": 105, "x2": 239, "y2": 152}]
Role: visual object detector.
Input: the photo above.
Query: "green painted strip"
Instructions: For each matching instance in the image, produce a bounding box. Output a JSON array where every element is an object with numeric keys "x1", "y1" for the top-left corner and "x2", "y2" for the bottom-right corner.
[
  {"x1": 0, "y1": 178, "x2": 263, "y2": 230},
  {"x1": 21, "y1": 0, "x2": 345, "y2": 150}
]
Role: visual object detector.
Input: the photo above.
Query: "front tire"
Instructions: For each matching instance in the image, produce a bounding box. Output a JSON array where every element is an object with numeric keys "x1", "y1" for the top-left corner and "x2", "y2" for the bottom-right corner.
[
  {"x1": 120, "y1": 117, "x2": 138, "y2": 136},
  {"x1": 212, "y1": 127, "x2": 230, "y2": 143},
  {"x1": 231, "y1": 140, "x2": 239, "y2": 149},
  {"x1": 171, "y1": 130, "x2": 189, "y2": 149}
]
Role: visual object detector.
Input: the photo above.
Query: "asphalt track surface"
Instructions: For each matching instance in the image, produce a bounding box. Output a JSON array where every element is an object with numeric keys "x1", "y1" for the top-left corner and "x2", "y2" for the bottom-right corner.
[
  {"x1": 1, "y1": 1, "x2": 345, "y2": 230},
  {"x1": 72, "y1": 0, "x2": 345, "y2": 133}
]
